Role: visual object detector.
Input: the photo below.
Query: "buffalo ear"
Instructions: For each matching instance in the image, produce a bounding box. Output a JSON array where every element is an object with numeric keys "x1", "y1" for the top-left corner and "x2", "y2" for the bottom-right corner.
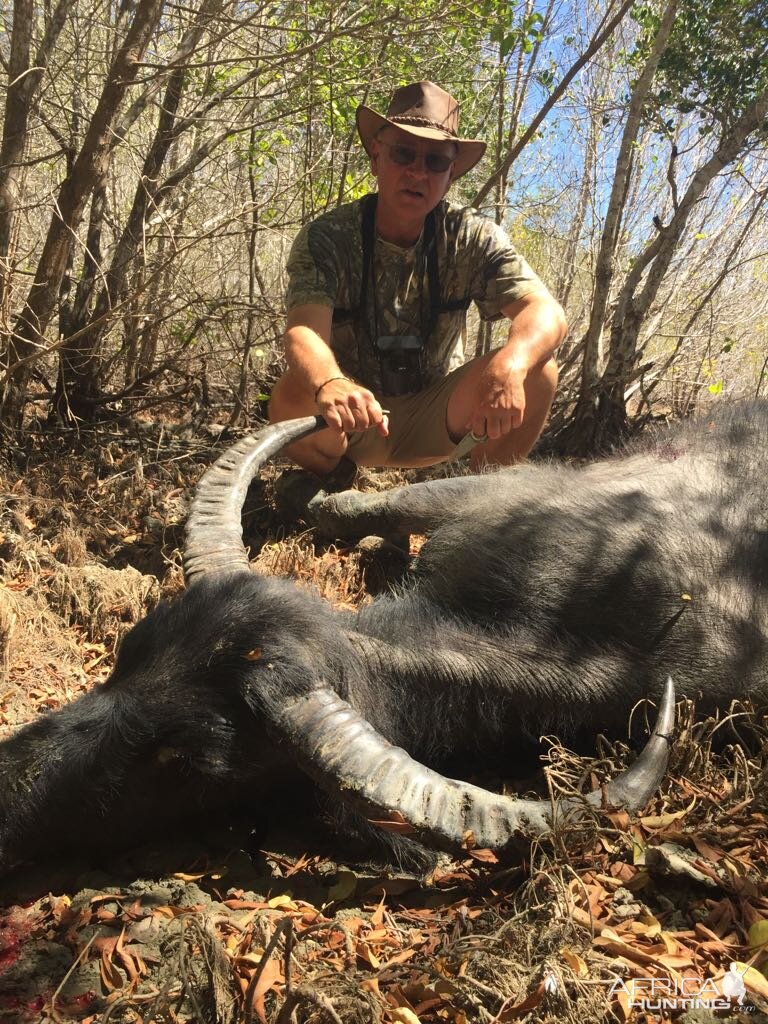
[{"x1": 237, "y1": 654, "x2": 319, "y2": 723}]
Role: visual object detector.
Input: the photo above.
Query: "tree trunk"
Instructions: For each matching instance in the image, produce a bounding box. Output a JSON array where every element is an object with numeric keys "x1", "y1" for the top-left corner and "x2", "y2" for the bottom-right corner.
[
  {"x1": 0, "y1": 0, "x2": 165, "y2": 429},
  {"x1": 53, "y1": 41, "x2": 187, "y2": 421},
  {"x1": 555, "y1": 94, "x2": 599, "y2": 309},
  {"x1": 597, "y1": 89, "x2": 768, "y2": 435},
  {"x1": 50, "y1": 177, "x2": 110, "y2": 422},
  {"x1": 563, "y1": 0, "x2": 678, "y2": 453},
  {"x1": 0, "y1": 0, "x2": 74, "y2": 317},
  {"x1": 0, "y1": 0, "x2": 33, "y2": 322}
]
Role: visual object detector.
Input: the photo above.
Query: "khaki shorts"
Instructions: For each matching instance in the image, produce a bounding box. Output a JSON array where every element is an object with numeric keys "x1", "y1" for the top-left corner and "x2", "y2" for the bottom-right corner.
[{"x1": 345, "y1": 360, "x2": 475, "y2": 468}]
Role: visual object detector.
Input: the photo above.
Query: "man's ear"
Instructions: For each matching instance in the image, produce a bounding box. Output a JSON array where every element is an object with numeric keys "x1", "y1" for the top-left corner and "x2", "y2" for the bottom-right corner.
[
  {"x1": 445, "y1": 149, "x2": 458, "y2": 190},
  {"x1": 369, "y1": 144, "x2": 380, "y2": 176}
]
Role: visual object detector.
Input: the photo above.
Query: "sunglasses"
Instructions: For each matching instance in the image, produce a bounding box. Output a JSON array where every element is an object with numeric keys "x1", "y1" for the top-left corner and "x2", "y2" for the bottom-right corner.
[{"x1": 379, "y1": 140, "x2": 454, "y2": 174}]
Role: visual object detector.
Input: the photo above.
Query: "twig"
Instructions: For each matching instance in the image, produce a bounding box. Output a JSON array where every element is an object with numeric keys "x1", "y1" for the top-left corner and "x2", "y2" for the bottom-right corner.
[
  {"x1": 459, "y1": 973, "x2": 505, "y2": 1005},
  {"x1": 283, "y1": 912, "x2": 295, "y2": 1001},
  {"x1": 243, "y1": 915, "x2": 293, "y2": 1024},
  {"x1": 45, "y1": 933, "x2": 98, "y2": 1023},
  {"x1": 175, "y1": 917, "x2": 207, "y2": 1023},
  {"x1": 102, "y1": 985, "x2": 183, "y2": 1022},
  {"x1": 755, "y1": 354, "x2": 768, "y2": 398},
  {"x1": 277, "y1": 985, "x2": 345, "y2": 1024}
]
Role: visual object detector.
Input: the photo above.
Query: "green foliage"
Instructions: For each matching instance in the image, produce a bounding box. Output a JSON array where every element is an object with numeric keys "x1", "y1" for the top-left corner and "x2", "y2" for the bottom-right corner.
[
  {"x1": 489, "y1": 7, "x2": 545, "y2": 57},
  {"x1": 632, "y1": 0, "x2": 768, "y2": 134},
  {"x1": 698, "y1": 335, "x2": 745, "y2": 394},
  {"x1": 243, "y1": 132, "x2": 291, "y2": 169},
  {"x1": 341, "y1": 173, "x2": 373, "y2": 202},
  {"x1": 269, "y1": 0, "x2": 499, "y2": 213}
]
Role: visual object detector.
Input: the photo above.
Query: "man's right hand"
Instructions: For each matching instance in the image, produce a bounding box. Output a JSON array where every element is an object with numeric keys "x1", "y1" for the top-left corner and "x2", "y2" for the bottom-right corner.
[
  {"x1": 281, "y1": 304, "x2": 388, "y2": 438},
  {"x1": 315, "y1": 377, "x2": 389, "y2": 437}
]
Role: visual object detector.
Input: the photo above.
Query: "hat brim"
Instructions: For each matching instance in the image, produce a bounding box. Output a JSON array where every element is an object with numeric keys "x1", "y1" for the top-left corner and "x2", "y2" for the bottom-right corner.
[{"x1": 356, "y1": 106, "x2": 486, "y2": 179}]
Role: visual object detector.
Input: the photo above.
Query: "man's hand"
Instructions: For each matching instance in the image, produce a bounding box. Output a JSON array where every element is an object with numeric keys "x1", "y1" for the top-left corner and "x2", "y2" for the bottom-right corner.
[
  {"x1": 280, "y1": 304, "x2": 388, "y2": 438},
  {"x1": 468, "y1": 353, "x2": 528, "y2": 440},
  {"x1": 316, "y1": 377, "x2": 389, "y2": 437},
  {"x1": 464, "y1": 293, "x2": 566, "y2": 440}
]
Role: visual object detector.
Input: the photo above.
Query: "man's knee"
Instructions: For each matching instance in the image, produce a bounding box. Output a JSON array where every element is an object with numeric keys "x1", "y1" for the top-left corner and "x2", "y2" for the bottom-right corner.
[
  {"x1": 268, "y1": 370, "x2": 309, "y2": 423},
  {"x1": 527, "y1": 356, "x2": 559, "y2": 404},
  {"x1": 267, "y1": 370, "x2": 348, "y2": 473}
]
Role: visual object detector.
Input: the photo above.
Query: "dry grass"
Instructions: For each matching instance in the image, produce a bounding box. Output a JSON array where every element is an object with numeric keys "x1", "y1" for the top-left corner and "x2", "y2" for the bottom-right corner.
[
  {"x1": 47, "y1": 561, "x2": 160, "y2": 641},
  {"x1": 253, "y1": 535, "x2": 370, "y2": 609}
]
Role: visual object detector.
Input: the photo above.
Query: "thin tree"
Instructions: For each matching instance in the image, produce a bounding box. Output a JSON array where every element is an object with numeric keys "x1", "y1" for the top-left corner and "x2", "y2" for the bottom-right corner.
[
  {"x1": 0, "y1": 0, "x2": 166, "y2": 427},
  {"x1": 563, "y1": 0, "x2": 678, "y2": 452}
]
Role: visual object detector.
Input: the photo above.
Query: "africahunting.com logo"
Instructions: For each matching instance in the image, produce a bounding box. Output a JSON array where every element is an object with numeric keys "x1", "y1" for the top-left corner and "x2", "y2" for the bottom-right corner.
[{"x1": 608, "y1": 963, "x2": 753, "y2": 1012}]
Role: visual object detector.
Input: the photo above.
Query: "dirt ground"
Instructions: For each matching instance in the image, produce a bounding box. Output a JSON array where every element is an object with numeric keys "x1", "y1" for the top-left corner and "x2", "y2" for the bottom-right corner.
[{"x1": 1, "y1": 421, "x2": 768, "y2": 1024}]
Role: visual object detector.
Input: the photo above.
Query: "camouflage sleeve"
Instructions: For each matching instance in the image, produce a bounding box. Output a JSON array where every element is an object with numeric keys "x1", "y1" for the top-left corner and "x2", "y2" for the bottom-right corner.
[
  {"x1": 468, "y1": 217, "x2": 550, "y2": 321},
  {"x1": 284, "y1": 221, "x2": 339, "y2": 311}
]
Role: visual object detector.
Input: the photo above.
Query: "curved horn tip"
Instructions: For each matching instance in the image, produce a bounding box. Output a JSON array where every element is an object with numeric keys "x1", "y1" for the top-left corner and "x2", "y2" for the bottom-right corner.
[
  {"x1": 583, "y1": 677, "x2": 677, "y2": 816},
  {"x1": 183, "y1": 416, "x2": 330, "y2": 583},
  {"x1": 656, "y1": 676, "x2": 676, "y2": 738}
]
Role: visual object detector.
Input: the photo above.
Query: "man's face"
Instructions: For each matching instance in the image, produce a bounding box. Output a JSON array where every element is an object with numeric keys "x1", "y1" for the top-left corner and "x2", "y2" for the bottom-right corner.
[{"x1": 370, "y1": 126, "x2": 457, "y2": 219}]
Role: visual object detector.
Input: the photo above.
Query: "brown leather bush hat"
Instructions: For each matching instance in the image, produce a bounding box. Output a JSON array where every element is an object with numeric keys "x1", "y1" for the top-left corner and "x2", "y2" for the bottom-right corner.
[{"x1": 356, "y1": 81, "x2": 486, "y2": 179}]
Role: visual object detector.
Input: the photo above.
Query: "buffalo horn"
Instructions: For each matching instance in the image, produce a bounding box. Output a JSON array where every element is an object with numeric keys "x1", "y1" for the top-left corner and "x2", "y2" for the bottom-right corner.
[
  {"x1": 185, "y1": 418, "x2": 675, "y2": 848},
  {"x1": 184, "y1": 416, "x2": 327, "y2": 580},
  {"x1": 274, "y1": 677, "x2": 675, "y2": 853}
]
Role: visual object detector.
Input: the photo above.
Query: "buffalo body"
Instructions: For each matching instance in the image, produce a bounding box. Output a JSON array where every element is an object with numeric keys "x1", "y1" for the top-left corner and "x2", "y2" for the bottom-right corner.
[{"x1": 0, "y1": 402, "x2": 766, "y2": 868}]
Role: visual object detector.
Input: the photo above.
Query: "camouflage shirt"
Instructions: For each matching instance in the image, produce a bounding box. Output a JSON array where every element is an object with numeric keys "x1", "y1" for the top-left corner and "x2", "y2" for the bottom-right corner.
[{"x1": 284, "y1": 194, "x2": 548, "y2": 392}]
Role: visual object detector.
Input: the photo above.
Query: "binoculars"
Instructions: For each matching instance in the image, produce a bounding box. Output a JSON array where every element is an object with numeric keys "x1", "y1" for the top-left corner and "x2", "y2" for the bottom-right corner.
[{"x1": 375, "y1": 335, "x2": 424, "y2": 396}]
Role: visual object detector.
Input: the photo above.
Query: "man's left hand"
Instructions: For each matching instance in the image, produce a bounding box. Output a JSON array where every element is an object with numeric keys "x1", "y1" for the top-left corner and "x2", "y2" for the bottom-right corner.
[{"x1": 469, "y1": 354, "x2": 528, "y2": 439}]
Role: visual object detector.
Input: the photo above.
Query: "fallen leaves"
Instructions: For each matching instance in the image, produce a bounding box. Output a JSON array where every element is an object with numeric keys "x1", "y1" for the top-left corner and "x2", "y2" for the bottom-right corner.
[
  {"x1": 562, "y1": 814, "x2": 768, "y2": 1019},
  {"x1": 638, "y1": 796, "x2": 696, "y2": 829},
  {"x1": 4, "y1": 804, "x2": 768, "y2": 1024},
  {"x1": 730, "y1": 962, "x2": 768, "y2": 1000},
  {"x1": 3, "y1": 443, "x2": 768, "y2": 1022},
  {"x1": 390, "y1": 1007, "x2": 421, "y2": 1024},
  {"x1": 96, "y1": 927, "x2": 148, "y2": 992},
  {"x1": 327, "y1": 868, "x2": 358, "y2": 902}
]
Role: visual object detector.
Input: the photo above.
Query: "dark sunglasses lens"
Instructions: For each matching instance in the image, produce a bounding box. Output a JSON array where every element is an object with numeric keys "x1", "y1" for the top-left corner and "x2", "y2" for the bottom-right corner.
[
  {"x1": 390, "y1": 145, "x2": 417, "y2": 165},
  {"x1": 387, "y1": 144, "x2": 452, "y2": 173},
  {"x1": 425, "y1": 153, "x2": 452, "y2": 173}
]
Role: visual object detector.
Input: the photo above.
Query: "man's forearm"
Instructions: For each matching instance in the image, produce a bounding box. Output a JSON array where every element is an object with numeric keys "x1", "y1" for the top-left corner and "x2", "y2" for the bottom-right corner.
[
  {"x1": 499, "y1": 293, "x2": 567, "y2": 372},
  {"x1": 284, "y1": 325, "x2": 347, "y2": 397},
  {"x1": 282, "y1": 324, "x2": 388, "y2": 437}
]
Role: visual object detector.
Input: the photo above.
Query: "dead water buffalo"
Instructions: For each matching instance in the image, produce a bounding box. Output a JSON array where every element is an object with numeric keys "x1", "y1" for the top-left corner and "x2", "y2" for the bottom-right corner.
[{"x1": 1, "y1": 400, "x2": 767, "y2": 871}]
